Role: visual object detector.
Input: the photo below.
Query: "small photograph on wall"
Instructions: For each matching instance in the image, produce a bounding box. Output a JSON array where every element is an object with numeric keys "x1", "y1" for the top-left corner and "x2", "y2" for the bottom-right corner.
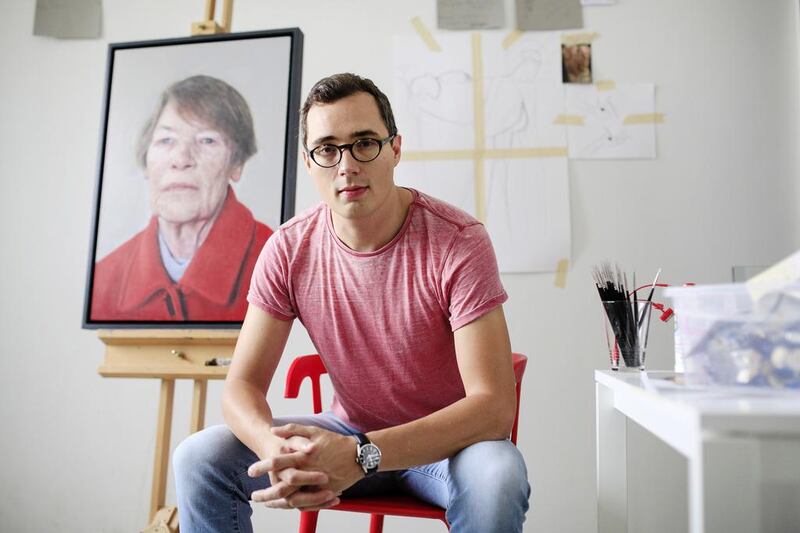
[
  {"x1": 562, "y1": 42, "x2": 592, "y2": 83},
  {"x1": 83, "y1": 29, "x2": 303, "y2": 328}
]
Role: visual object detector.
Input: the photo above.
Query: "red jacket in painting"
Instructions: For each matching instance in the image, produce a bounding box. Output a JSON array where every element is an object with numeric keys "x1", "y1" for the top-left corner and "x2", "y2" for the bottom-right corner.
[{"x1": 91, "y1": 189, "x2": 273, "y2": 322}]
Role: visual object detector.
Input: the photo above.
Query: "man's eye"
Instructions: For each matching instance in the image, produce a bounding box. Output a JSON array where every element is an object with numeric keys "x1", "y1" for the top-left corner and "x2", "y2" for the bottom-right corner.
[
  {"x1": 316, "y1": 145, "x2": 337, "y2": 156},
  {"x1": 355, "y1": 139, "x2": 377, "y2": 149},
  {"x1": 198, "y1": 137, "x2": 217, "y2": 145},
  {"x1": 154, "y1": 136, "x2": 174, "y2": 146}
]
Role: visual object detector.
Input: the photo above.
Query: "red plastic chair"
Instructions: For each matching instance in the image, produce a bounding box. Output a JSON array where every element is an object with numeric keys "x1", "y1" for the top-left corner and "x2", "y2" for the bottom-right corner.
[{"x1": 283, "y1": 352, "x2": 528, "y2": 533}]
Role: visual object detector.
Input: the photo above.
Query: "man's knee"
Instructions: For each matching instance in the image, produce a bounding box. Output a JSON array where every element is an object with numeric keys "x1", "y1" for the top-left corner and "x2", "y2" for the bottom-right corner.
[
  {"x1": 450, "y1": 440, "x2": 531, "y2": 509},
  {"x1": 173, "y1": 425, "x2": 238, "y2": 483},
  {"x1": 445, "y1": 441, "x2": 530, "y2": 531}
]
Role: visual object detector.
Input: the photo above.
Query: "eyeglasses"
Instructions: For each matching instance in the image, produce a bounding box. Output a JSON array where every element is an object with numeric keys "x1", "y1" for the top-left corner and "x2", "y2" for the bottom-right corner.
[{"x1": 307, "y1": 134, "x2": 396, "y2": 168}]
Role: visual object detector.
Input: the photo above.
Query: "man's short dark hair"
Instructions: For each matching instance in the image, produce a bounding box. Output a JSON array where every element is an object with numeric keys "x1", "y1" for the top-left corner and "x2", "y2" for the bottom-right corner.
[
  {"x1": 300, "y1": 73, "x2": 397, "y2": 147},
  {"x1": 136, "y1": 75, "x2": 257, "y2": 169}
]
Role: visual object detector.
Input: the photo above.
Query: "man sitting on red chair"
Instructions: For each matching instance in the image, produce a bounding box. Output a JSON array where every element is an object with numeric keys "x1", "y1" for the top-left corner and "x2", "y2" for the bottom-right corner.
[{"x1": 174, "y1": 73, "x2": 531, "y2": 533}]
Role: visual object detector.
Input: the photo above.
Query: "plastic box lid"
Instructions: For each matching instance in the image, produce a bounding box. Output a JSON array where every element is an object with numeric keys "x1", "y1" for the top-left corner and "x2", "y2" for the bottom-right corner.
[{"x1": 665, "y1": 282, "x2": 800, "y2": 320}]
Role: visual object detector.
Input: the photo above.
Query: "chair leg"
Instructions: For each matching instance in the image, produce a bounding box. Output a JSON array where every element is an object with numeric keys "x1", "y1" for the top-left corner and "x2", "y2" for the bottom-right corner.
[
  {"x1": 368, "y1": 514, "x2": 384, "y2": 533},
  {"x1": 298, "y1": 510, "x2": 319, "y2": 533}
]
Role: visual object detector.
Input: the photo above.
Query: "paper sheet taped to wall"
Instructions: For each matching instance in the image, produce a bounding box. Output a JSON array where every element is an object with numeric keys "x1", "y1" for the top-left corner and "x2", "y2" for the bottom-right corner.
[
  {"x1": 564, "y1": 83, "x2": 657, "y2": 159},
  {"x1": 393, "y1": 30, "x2": 572, "y2": 273},
  {"x1": 437, "y1": 0, "x2": 505, "y2": 30},
  {"x1": 516, "y1": 0, "x2": 583, "y2": 31},
  {"x1": 33, "y1": 0, "x2": 101, "y2": 39}
]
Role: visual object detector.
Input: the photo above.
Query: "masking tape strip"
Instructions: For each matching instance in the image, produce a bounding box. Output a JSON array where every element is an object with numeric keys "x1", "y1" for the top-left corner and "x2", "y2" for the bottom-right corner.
[
  {"x1": 623, "y1": 113, "x2": 665, "y2": 125},
  {"x1": 595, "y1": 80, "x2": 616, "y2": 91},
  {"x1": 553, "y1": 114, "x2": 585, "y2": 126},
  {"x1": 404, "y1": 150, "x2": 476, "y2": 161},
  {"x1": 485, "y1": 147, "x2": 568, "y2": 158},
  {"x1": 502, "y1": 29, "x2": 523, "y2": 49},
  {"x1": 404, "y1": 147, "x2": 568, "y2": 161},
  {"x1": 474, "y1": 156, "x2": 486, "y2": 223},
  {"x1": 561, "y1": 32, "x2": 599, "y2": 46},
  {"x1": 472, "y1": 32, "x2": 486, "y2": 223},
  {"x1": 554, "y1": 259, "x2": 569, "y2": 288},
  {"x1": 411, "y1": 16, "x2": 442, "y2": 52},
  {"x1": 472, "y1": 33, "x2": 485, "y2": 153}
]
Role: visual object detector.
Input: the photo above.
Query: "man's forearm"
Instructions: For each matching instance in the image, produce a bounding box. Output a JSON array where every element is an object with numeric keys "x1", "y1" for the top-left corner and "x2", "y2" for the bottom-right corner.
[
  {"x1": 222, "y1": 378, "x2": 281, "y2": 459},
  {"x1": 367, "y1": 390, "x2": 516, "y2": 472}
]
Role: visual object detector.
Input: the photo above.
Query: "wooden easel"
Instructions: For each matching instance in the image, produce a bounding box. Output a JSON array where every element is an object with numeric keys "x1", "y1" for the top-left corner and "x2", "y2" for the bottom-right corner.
[
  {"x1": 99, "y1": 329, "x2": 238, "y2": 532},
  {"x1": 191, "y1": 0, "x2": 234, "y2": 35}
]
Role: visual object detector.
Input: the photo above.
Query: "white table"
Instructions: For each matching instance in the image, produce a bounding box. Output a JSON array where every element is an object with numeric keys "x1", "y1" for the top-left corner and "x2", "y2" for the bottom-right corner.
[{"x1": 595, "y1": 370, "x2": 800, "y2": 533}]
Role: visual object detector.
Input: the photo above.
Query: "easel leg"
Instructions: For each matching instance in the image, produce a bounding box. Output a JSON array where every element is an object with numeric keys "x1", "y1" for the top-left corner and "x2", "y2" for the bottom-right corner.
[
  {"x1": 190, "y1": 379, "x2": 208, "y2": 434},
  {"x1": 203, "y1": 0, "x2": 216, "y2": 21},
  {"x1": 151, "y1": 379, "x2": 175, "y2": 521}
]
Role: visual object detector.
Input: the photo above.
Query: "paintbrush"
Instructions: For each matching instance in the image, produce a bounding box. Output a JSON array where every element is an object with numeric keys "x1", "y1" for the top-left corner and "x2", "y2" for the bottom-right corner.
[{"x1": 638, "y1": 268, "x2": 661, "y2": 328}]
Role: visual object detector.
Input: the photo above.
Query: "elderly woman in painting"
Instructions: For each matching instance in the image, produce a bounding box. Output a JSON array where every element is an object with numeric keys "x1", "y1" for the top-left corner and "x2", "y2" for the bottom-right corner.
[{"x1": 91, "y1": 75, "x2": 273, "y2": 322}]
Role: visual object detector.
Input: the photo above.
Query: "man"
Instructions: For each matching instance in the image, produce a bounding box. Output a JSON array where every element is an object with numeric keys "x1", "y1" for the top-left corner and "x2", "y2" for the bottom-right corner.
[
  {"x1": 174, "y1": 73, "x2": 530, "y2": 532},
  {"x1": 91, "y1": 75, "x2": 272, "y2": 322}
]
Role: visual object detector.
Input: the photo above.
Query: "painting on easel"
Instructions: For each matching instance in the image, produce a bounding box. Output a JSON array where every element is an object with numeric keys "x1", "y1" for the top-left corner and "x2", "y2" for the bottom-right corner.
[{"x1": 83, "y1": 29, "x2": 303, "y2": 328}]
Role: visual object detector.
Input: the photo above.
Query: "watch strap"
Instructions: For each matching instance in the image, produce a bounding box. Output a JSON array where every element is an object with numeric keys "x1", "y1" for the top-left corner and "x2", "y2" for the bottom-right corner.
[{"x1": 353, "y1": 432, "x2": 370, "y2": 446}]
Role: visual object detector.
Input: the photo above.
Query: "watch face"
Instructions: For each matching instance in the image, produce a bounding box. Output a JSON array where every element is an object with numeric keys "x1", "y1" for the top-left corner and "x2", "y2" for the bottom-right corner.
[{"x1": 359, "y1": 443, "x2": 381, "y2": 470}]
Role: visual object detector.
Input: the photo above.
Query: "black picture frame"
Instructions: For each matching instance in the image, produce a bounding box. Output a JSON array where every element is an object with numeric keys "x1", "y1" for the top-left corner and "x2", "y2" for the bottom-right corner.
[{"x1": 83, "y1": 28, "x2": 303, "y2": 329}]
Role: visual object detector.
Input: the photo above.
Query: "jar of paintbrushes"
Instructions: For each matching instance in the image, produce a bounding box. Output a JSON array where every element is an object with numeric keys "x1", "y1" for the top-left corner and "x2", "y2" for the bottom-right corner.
[{"x1": 593, "y1": 263, "x2": 664, "y2": 371}]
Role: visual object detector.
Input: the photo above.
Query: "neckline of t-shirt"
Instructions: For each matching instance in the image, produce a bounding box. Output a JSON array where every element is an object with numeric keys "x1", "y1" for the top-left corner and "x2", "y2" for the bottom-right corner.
[{"x1": 325, "y1": 187, "x2": 419, "y2": 258}]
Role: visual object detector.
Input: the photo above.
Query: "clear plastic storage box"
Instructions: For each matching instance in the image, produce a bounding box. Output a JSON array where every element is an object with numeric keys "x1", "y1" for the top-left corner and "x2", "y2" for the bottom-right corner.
[{"x1": 665, "y1": 283, "x2": 800, "y2": 388}]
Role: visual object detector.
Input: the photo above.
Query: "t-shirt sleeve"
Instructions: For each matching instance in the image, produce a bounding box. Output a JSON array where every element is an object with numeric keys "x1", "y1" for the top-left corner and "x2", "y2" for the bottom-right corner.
[
  {"x1": 441, "y1": 223, "x2": 508, "y2": 331},
  {"x1": 247, "y1": 231, "x2": 296, "y2": 321}
]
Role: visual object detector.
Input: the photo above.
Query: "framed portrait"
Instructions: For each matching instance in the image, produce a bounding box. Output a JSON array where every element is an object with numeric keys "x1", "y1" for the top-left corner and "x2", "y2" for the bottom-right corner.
[{"x1": 83, "y1": 28, "x2": 303, "y2": 328}]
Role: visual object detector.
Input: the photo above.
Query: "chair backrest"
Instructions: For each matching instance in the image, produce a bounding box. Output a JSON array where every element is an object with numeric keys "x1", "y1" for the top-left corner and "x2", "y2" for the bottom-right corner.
[{"x1": 285, "y1": 352, "x2": 528, "y2": 444}]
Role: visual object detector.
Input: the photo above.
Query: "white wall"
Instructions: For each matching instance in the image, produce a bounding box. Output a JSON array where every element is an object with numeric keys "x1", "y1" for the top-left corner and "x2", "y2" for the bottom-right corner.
[{"x1": 0, "y1": 1, "x2": 797, "y2": 532}]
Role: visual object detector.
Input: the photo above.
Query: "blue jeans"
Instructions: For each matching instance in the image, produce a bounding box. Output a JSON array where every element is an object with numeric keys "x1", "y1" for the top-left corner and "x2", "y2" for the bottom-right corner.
[{"x1": 174, "y1": 413, "x2": 531, "y2": 533}]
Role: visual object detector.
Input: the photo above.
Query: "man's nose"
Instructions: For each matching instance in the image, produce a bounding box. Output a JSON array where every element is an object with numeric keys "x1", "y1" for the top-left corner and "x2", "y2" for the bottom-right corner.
[
  {"x1": 170, "y1": 141, "x2": 195, "y2": 169},
  {"x1": 337, "y1": 147, "x2": 360, "y2": 175}
]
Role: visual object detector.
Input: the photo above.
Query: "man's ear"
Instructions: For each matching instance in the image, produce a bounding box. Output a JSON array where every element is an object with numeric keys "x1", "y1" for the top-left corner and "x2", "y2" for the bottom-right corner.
[
  {"x1": 302, "y1": 149, "x2": 311, "y2": 171},
  {"x1": 391, "y1": 134, "x2": 402, "y2": 167},
  {"x1": 228, "y1": 165, "x2": 244, "y2": 183}
]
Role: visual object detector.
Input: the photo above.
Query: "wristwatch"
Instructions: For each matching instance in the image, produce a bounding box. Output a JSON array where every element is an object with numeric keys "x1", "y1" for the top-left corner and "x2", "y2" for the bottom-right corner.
[{"x1": 353, "y1": 432, "x2": 381, "y2": 477}]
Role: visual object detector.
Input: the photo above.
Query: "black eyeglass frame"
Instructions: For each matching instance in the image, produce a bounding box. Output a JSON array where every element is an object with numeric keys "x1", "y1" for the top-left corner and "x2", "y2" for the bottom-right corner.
[{"x1": 307, "y1": 134, "x2": 397, "y2": 168}]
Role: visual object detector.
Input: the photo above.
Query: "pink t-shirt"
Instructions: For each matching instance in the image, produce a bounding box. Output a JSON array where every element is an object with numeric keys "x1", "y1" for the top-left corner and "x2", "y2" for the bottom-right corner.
[{"x1": 248, "y1": 189, "x2": 507, "y2": 432}]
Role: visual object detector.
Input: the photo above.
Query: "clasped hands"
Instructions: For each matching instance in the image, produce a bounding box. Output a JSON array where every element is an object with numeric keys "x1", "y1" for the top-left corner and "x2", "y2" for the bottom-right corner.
[{"x1": 248, "y1": 424, "x2": 364, "y2": 511}]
